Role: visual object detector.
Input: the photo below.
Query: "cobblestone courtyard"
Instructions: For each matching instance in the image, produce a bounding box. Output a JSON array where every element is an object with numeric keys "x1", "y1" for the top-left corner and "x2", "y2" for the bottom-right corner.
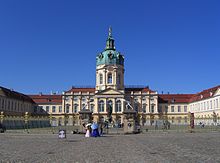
[{"x1": 1, "y1": 132, "x2": 220, "y2": 163}]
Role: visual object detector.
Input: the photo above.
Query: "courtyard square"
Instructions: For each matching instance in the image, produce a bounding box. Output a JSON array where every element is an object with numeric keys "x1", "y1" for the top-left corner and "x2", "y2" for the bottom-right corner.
[{"x1": 1, "y1": 132, "x2": 220, "y2": 163}]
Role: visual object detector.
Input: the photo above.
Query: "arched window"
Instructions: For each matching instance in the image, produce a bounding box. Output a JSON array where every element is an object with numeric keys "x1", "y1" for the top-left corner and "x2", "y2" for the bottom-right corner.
[
  {"x1": 99, "y1": 74, "x2": 103, "y2": 84},
  {"x1": 66, "y1": 104, "x2": 70, "y2": 113},
  {"x1": 98, "y1": 100, "x2": 104, "y2": 112},
  {"x1": 108, "y1": 73, "x2": 112, "y2": 84},
  {"x1": 74, "y1": 104, "x2": 78, "y2": 113},
  {"x1": 116, "y1": 100, "x2": 122, "y2": 112},
  {"x1": 142, "y1": 104, "x2": 146, "y2": 113}
]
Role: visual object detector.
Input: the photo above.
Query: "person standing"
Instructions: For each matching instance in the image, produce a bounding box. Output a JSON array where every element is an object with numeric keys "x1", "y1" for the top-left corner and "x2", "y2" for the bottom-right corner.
[{"x1": 85, "y1": 124, "x2": 91, "y2": 137}]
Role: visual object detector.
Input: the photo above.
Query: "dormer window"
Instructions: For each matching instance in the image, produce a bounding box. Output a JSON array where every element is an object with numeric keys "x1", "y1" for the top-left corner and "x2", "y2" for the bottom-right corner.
[
  {"x1": 210, "y1": 92, "x2": 213, "y2": 96},
  {"x1": 99, "y1": 53, "x2": 103, "y2": 59},
  {"x1": 201, "y1": 95, "x2": 203, "y2": 99},
  {"x1": 108, "y1": 52, "x2": 113, "y2": 59}
]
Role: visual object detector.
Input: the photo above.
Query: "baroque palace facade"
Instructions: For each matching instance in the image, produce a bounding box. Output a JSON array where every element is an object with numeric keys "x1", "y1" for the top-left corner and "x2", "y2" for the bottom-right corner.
[
  {"x1": 1, "y1": 28, "x2": 219, "y2": 126},
  {"x1": 29, "y1": 28, "x2": 220, "y2": 126}
]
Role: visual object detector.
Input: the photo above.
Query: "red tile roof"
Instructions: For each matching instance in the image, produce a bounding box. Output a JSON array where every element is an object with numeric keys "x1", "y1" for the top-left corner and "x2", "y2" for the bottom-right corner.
[
  {"x1": 125, "y1": 87, "x2": 156, "y2": 93},
  {"x1": 28, "y1": 94, "x2": 62, "y2": 104},
  {"x1": 189, "y1": 85, "x2": 220, "y2": 102},
  {"x1": 158, "y1": 85, "x2": 220, "y2": 104},
  {"x1": 65, "y1": 87, "x2": 95, "y2": 93},
  {"x1": 159, "y1": 94, "x2": 194, "y2": 104}
]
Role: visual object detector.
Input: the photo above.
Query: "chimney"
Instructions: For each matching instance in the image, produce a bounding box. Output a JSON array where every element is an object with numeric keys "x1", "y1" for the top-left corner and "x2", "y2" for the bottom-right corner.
[{"x1": 39, "y1": 92, "x2": 42, "y2": 96}]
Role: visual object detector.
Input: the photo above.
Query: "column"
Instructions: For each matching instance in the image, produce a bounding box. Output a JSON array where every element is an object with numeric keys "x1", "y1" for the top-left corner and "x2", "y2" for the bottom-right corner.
[
  {"x1": 79, "y1": 96, "x2": 82, "y2": 111},
  {"x1": 105, "y1": 98, "x2": 107, "y2": 113},
  {"x1": 113, "y1": 98, "x2": 116, "y2": 113},
  {"x1": 122, "y1": 99, "x2": 125, "y2": 112}
]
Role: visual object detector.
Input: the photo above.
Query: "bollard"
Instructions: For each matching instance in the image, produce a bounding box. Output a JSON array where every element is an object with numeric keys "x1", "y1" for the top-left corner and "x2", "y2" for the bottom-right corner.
[{"x1": 0, "y1": 112, "x2": 4, "y2": 124}]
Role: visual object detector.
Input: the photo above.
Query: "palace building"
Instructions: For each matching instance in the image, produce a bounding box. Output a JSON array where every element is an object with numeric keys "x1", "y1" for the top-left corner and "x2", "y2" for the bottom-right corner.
[
  {"x1": 28, "y1": 28, "x2": 220, "y2": 126},
  {"x1": 1, "y1": 28, "x2": 219, "y2": 128}
]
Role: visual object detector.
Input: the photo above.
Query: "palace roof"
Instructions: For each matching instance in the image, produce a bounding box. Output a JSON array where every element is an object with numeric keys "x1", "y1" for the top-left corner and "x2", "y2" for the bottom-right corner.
[
  {"x1": 29, "y1": 94, "x2": 62, "y2": 104},
  {"x1": 125, "y1": 87, "x2": 156, "y2": 93},
  {"x1": 158, "y1": 85, "x2": 220, "y2": 104},
  {"x1": 158, "y1": 94, "x2": 194, "y2": 104},
  {"x1": 189, "y1": 85, "x2": 220, "y2": 102},
  {"x1": 0, "y1": 86, "x2": 35, "y2": 103},
  {"x1": 65, "y1": 87, "x2": 96, "y2": 93}
]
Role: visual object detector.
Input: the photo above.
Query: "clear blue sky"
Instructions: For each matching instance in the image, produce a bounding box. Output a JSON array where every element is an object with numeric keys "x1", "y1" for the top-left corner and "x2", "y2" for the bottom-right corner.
[{"x1": 0, "y1": 0, "x2": 219, "y2": 94}]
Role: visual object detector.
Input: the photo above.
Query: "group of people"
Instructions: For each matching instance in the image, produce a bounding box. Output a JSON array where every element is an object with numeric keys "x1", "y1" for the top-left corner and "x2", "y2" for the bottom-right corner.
[{"x1": 83, "y1": 122, "x2": 103, "y2": 137}]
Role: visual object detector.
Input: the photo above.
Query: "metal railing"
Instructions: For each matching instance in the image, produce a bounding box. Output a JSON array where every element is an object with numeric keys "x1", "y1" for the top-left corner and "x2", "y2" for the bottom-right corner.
[{"x1": 1, "y1": 111, "x2": 220, "y2": 134}]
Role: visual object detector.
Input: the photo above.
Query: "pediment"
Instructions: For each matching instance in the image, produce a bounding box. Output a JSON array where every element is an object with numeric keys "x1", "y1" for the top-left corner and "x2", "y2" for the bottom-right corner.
[{"x1": 96, "y1": 88, "x2": 124, "y2": 95}]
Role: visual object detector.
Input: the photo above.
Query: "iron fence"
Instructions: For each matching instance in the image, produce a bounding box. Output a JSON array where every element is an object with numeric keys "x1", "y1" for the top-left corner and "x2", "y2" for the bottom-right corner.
[{"x1": 1, "y1": 113, "x2": 220, "y2": 134}]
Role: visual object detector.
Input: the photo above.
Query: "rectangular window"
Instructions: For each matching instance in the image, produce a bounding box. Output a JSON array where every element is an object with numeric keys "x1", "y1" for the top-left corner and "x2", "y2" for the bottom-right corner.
[
  {"x1": 151, "y1": 105, "x2": 154, "y2": 113},
  {"x1": 11, "y1": 101, "x2": 14, "y2": 111},
  {"x1": 2, "y1": 99, "x2": 4, "y2": 109},
  {"x1": 8, "y1": 101, "x2": 10, "y2": 111},
  {"x1": 74, "y1": 105, "x2": 78, "y2": 113},
  {"x1": 34, "y1": 106, "x2": 37, "y2": 112},
  {"x1": 52, "y1": 106, "x2": 56, "y2": 113},
  {"x1": 217, "y1": 99, "x2": 219, "y2": 108},
  {"x1": 99, "y1": 74, "x2": 103, "y2": 84},
  {"x1": 46, "y1": 106, "x2": 50, "y2": 112},
  {"x1": 184, "y1": 106, "x2": 187, "y2": 112},
  {"x1": 178, "y1": 106, "x2": 181, "y2": 112},
  {"x1": 171, "y1": 106, "x2": 174, "y2": 112},
  {"x1": 142, "y1": 104, "x2": 146, "y2": 113},
  {"x1": 59, "y1": 106, "x2": 62, "y2": 112},
  {"x1": 66, "y1": 105, "x2": 69, "y2": 113}
]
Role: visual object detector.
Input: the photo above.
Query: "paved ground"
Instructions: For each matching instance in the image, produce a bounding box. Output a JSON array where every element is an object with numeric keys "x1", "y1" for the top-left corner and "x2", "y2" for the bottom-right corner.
[{"x1": 1, "y1": 132, "x2": 220, "y2": 163}]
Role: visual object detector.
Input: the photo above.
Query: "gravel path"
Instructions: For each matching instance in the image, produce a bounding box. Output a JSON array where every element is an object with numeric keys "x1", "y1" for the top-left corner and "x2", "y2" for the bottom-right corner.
[{"x1": 0, "y1": 132, "x2": 220, "y2": 163}]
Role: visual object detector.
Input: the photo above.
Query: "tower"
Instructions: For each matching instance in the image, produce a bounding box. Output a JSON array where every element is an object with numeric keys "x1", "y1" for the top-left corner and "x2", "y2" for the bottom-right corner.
[{"x1": 96, "y1": 27, "x2": 125, "y2": 92}]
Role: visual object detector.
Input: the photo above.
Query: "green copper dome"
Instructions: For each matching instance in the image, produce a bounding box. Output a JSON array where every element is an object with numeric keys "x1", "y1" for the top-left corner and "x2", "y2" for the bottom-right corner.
[{"x1": 96, "y1": 27, "x2": 124, "y2": 66}]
